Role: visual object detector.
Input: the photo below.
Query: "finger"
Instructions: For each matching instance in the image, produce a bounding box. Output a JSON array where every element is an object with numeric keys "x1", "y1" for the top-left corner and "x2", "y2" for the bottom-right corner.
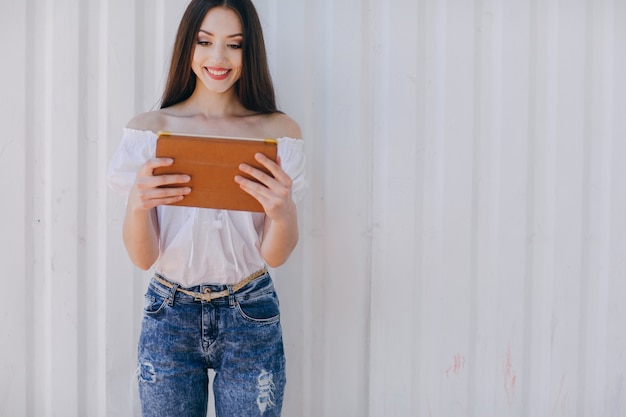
[
  {"x1": 138, "y1": 158, "x2": 191, "y2": 181},
  {"x1": 140, "y1": 186, "x2": 191, "y2": 208},
  {"x1": 138, "y1": 157, "x2": 173, "y2": 175},
  {"x1": 239, "y1": 158, "x2": 292, "y2": 189},
  {"x1": 235, "y1": 176, "x2": 296, "y2": 218},
  {"x1": 237, "y1": 164, "x2": 277, "y2": 189},
  {"x1": 253, "y1": 153, "x2": 291, "y2": 183},
  {"x1": 155, "y1": 173, "x2": 192, "y2": 187},
  {"x1": 130, "y1": 183, "x2": 191, "y2": 210},
  {"x1": 235, "y1": 177, "x2": 271, "y2": 210},
  {"x1": 235, "y1": 174, "x2": 290, "y2": 204},
  {"x1": 137, "y1": 173, "x2": 191, "y2": 191},
  {"x1": 146, "y1": 194, "x2": 187, "y2": 207},
  {"x1": 142, "y1": 185, "x2": 192, "y2": 199},
  {"x1": 136, "y1": 158, "x2": 190, "y2": 187}
]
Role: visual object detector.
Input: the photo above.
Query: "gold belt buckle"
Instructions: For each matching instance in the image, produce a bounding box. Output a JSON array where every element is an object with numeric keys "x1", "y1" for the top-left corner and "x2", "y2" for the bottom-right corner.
[{"x1": 195, "y1": 287, "x2": 214, "y2": 302}]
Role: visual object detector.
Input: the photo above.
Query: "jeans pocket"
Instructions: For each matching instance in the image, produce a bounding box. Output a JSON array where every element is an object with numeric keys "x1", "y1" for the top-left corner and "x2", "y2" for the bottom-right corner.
[
  {"x1": 235, "y1": 291, "x2": 280, "y2": 324},
  {"x1": 143, "y1": 289, "x2": 168, "y2": 316}
]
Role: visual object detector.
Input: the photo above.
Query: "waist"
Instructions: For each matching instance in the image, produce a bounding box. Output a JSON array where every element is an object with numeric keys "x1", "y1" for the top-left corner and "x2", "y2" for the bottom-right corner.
[{"x1": 150, "y1": 267, "x2": 272, "y2": 304}]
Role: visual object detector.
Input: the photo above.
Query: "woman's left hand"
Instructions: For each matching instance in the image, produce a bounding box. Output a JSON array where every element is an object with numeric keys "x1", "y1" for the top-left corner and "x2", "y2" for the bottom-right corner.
[{"x1": 235, "y1": 153, "x2": 296, "y2": 220}]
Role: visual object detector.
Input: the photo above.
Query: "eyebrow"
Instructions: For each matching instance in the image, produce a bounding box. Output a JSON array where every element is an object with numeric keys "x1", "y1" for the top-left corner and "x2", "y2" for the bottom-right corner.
[{"x1": 198, "y1": 30, "x2": 243, "y2": 38}]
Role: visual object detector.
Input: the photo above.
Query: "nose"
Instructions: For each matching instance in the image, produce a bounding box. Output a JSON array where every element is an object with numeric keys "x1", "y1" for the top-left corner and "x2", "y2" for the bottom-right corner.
[{"x1": 208, "y1": 42, "x2": 226, "y2": 64}]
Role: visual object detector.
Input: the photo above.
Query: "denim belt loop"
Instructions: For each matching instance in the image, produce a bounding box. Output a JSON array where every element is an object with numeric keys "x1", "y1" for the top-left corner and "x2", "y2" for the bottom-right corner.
[
  {"x1": 227, "y1": 285, "x2": 235, "y2": 306},
  {"x1": 167, "y1": 283, "x2": 180, "y2": 306}
]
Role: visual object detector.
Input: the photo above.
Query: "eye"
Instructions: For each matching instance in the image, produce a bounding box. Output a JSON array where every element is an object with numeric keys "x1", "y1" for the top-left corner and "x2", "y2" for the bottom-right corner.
[
  {"x1": 197, "y1": 40, "x2": 211, "y2": 46},
  {"x1": 228, "y1": 43, "x2": 242, "y2": 49}
]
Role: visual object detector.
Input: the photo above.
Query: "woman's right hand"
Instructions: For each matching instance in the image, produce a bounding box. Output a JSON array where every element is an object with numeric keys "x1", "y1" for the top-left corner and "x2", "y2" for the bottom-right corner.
[{"x1": 128, "y1": 157, "x2": 191, "y2": 211}]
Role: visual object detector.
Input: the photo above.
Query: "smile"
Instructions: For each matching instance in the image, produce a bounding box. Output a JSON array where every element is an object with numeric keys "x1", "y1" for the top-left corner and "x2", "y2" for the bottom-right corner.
[
  {"x1": 205, "y1": 67, "x2": 231, "y2": 80},
  {"x1": 207, "y1": 68, "x2": 229, "y2": 76}
]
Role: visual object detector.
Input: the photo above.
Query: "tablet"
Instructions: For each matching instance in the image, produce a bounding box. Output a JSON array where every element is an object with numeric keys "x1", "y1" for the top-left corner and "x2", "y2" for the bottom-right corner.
[{"x1": 153, "y1": 131, "x2": 278, "y2": 212}]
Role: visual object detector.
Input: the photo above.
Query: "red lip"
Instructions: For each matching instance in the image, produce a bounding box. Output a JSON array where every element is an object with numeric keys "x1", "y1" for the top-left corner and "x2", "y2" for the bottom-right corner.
[{"x1": 205, "y1": 67, "x2": 231, "y2": 80}]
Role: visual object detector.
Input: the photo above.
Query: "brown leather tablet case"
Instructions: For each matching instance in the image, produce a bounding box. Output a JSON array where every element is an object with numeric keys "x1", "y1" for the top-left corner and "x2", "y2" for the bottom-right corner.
[{"x1": 153, "y1": 131, "x2": 278, "y2": 212}]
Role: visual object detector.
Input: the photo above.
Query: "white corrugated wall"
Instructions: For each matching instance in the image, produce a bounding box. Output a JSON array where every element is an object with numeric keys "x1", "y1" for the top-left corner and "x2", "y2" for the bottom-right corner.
[{"x1": 1, "y1": 0, "x2": 625, "y2": 416}]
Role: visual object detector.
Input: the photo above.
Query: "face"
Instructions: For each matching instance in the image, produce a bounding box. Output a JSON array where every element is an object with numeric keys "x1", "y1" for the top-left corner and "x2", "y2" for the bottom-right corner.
[{"x1": 192, "y1": 7, "x2": 244, "y2": 95}]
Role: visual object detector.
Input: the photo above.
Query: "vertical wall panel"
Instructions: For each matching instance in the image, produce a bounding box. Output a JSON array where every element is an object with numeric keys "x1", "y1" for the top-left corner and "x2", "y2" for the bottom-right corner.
[
  {"x1": 579, "y1": 1, "x2": 612, "y2": 415},
  {"x1": 2, "y1": 0, "x2": 626, "y2": 416},
  {"x1": 29, "y1": 0, "x2": 82, "y2": 415},
  {"x1": 308, "y1": 1, "x2": 372, "y2": 415},
  {"x1": 368, "y1": 0, "x2": 420, "y2": 412},
  {"x1": 99, "y1": 1, "x2": 137, "y2": 415},
  {"x1": 551, "y1": 2, "x2": 586, "y2": 413},
  {"x1": 472, "y1": 0, "x2": 503, "y2": 414},
  {"x1": 496, "y1": 1, "x2": 530, "y2": 413},
  {"x1": 607, "y1": 1, "x2": 626, "y2": 416},
  {"x1": 83, "y1": 1, "x2": 105, "y2": 414},
  {"x1": 261, "y1": 1, "x2": 312, "y2": 415},
  {"x1": 525, "y1": 0, "x2": 558, "y2": 414},
  {"x1": 0, "y1": 2, "x2": 27, "y2": 417}
]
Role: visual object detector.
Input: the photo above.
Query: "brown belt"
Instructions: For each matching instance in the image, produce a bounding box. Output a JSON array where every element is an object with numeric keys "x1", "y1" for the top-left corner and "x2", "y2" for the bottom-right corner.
[{"x1": 153, "y1": 267, "x2": 268, "y2": 302}]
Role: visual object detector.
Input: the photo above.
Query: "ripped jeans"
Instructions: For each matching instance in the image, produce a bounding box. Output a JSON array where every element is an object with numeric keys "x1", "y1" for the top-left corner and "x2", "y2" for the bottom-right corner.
[{"x1": 137, "y1": 271, "x2": 286, "y2": 417}]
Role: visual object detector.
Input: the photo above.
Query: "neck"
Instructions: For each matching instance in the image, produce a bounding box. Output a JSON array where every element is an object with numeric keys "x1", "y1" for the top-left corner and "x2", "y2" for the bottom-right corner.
[{"x1": 184, "y1": 83, "x2": 249, "y2": 118}]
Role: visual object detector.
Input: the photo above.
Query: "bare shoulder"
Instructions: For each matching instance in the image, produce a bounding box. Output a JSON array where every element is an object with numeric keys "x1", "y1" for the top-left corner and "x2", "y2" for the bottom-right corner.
[
  {"x1": 264, "y1": 112, "x2": 302, "y2": 139},
  {"x1": 125, "y1": 110, "x2": 168, "y2": 133}
]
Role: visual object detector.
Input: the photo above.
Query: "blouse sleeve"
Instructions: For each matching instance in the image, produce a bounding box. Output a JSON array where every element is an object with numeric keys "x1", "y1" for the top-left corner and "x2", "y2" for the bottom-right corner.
[
  {"x1": 107, "y1": 128, "x2": 157, "y2": 198},
  {"x1": 277, "y1": 137, "x2": 307, "y2": 204}
]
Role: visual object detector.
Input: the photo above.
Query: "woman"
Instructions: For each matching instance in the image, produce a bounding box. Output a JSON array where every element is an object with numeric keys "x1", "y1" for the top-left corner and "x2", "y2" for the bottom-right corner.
[{"x1": 107, "y1": 1, "x2": 305, "y2": 416}]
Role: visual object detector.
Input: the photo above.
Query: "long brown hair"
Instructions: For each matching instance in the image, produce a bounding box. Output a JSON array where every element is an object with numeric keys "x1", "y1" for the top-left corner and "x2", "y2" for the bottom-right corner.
[{"x1": 160, "y1": 0, "x2": 279, "y2": 113}]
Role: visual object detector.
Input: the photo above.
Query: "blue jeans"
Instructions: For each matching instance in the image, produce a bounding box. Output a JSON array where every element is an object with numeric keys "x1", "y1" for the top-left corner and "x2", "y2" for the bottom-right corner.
[{"x1": 137, "y1": 271, "x2": 286, "y2": 417}]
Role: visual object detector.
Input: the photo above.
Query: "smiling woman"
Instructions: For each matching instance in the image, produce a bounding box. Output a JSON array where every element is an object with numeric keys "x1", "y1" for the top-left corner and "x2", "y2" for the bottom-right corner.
[{"x1": 106, "y1": 0, "x2": 305, "y2": 416}]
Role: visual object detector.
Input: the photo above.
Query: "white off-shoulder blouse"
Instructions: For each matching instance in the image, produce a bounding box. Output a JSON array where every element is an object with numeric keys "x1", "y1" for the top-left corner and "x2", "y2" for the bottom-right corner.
[{"x1": 107, "y1": 128, "x2": 306, "y2": 287}]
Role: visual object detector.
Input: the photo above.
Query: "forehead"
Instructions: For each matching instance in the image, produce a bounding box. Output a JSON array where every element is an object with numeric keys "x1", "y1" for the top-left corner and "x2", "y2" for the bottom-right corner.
[{"x1": 199, "y1": 7, "x2": 243, "y2": 35}]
